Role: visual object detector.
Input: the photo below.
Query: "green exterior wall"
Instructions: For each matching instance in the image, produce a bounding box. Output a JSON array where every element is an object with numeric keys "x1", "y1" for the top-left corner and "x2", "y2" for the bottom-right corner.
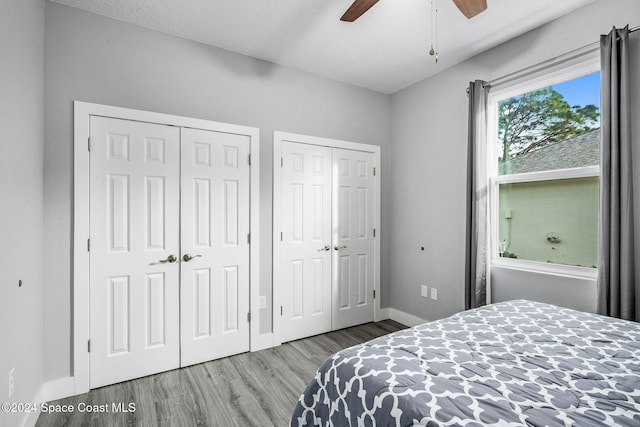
[{"x1": 498, "y1": 176, "x2": 599, "y2": 268}]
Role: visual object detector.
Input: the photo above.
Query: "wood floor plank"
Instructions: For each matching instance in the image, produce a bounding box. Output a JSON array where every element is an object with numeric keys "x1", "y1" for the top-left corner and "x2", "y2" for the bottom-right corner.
[{"x1": 35, "y1": 320, "x2": 406, "y2": 427}]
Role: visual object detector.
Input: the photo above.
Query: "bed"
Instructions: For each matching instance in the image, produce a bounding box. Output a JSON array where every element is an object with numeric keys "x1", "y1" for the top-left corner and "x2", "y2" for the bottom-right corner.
[{"x1": 290, "y1": 300, "x2": 640, "y2": 426}]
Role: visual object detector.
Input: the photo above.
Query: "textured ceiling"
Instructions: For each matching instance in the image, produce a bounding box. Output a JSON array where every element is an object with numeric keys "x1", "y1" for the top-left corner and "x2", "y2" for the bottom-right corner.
[{"x1": 50, "y1": 0, "x2": 594, "y2": 94}]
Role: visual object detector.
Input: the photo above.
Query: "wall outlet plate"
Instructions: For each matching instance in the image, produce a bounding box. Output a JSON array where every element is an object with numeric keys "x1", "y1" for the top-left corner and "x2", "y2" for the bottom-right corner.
[
  {"x1": 420, "y1": 285, "x2": 429, "y2": 298},
  {"x1": 259, "y1": 295, "x2": 267, "y2": 309},
  {"x1": 430, "y1": 288, "x2": 438, "y2": 300}
]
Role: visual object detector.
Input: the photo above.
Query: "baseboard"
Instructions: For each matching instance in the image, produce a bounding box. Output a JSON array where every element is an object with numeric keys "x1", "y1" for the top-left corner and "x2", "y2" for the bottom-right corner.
[
  {"x1": 21, "y1": 384, "x2": 44, "y2": 427},
  {"x1": 251, "y1": 332, "x2": 275, "y2": 352},
  {"x1": 387, "y1": 308, "x2": 429, "y2": 327},
  {"x1": 377, "y1": 307, "x2": 391, "y2": 321},
  {"x1": 43, "y1": 377, "x2": 76, "y2": 402}
]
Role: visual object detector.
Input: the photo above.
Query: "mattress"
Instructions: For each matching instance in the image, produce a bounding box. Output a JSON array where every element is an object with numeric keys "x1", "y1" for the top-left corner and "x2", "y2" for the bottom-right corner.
[{"x1": 290, "y1": 300, "x2": 640, "y2": 426}]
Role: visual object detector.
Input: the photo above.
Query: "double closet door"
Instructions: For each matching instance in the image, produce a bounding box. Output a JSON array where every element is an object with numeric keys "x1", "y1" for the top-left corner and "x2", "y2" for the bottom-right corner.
[
  {"x1": 280, "y1": 141, "x2": 376, "y2": 343},
  {"x1": 89, "y1": 117, "x2": 250, "y2": 388}
]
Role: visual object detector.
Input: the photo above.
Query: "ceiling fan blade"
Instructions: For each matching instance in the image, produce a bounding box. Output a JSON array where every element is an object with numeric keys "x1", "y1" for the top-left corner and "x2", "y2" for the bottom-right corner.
[
  {"x1": 452, "y1": 0, "x2": 487, "y2": 19},
  {"x1": 340, "y1": 0, "x2": 380, "y2": 22}
]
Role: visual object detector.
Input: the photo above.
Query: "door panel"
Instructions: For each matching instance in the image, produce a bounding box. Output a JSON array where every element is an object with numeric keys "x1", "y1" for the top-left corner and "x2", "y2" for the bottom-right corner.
[
  {"x1": 332, "y1": 149, "x2": 375, "y2": 330},
  {"x1": 280, "y1": 142, "x2": 332, "y2": 343},
  {"x1": 89, "y1": 117, "x2": 180, "y2": 388},
  {"x1": 180, "y1": 128, "x2": 250, "y2": 367}
]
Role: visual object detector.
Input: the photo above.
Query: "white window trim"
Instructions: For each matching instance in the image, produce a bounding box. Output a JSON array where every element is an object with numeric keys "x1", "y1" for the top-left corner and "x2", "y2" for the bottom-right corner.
[
  {"x1": 491, "y1": 258, "x2": 597, "y2": 280},
  {"x1": 487, "y1": 49, "x2": 600, "y2": 281},
  {"x1": 495, "y1": 166, "x2": 599, "y2": 185}
]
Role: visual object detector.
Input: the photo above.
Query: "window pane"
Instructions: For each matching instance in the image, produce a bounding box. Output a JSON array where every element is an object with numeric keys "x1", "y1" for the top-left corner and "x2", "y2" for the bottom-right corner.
[
  {"x1": 498, "y1": 71, "x2": 600, "y2": 176},
  {"x1": 498, "y1": 177, "x2": 598, "y2": 268}
]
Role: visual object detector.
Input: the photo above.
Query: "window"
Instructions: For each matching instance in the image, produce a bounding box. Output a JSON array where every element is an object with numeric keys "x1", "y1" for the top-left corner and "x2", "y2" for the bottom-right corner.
[{"x1": 488, "y1": 56, "x2": 600, "y2": 275}]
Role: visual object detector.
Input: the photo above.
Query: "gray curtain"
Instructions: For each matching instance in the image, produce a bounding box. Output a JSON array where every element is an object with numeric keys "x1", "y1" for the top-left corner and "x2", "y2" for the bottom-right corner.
[
  {"x1": 598, "y1": 26, "x2": 640, "y2": 321},
  {"x1": 465, "y1": 80, "x2": 489, "y2": 310}
]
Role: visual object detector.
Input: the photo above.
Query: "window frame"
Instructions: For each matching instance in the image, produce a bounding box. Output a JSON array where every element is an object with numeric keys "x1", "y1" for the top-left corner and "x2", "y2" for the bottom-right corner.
[{"x1": 487, "y1": 50, "x2": 600, "y2": 280}]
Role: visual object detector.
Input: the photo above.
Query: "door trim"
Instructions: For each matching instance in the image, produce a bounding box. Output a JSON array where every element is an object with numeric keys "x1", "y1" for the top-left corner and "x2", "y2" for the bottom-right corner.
[
  {"x1": 272, "y1": 131, "x2": 381, "y2": 346},
  {"x1": 73, "y1": 101, "x2": 260, "y2": 395}
]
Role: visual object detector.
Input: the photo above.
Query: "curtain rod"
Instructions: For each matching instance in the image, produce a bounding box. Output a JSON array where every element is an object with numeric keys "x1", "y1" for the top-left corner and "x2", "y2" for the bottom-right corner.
[{"x1": 468, "y1": 24, "x2": 640, "y2": 93}]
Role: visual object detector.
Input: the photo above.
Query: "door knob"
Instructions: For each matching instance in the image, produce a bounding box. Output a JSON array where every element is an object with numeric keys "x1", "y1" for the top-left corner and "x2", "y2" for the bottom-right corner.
[
  {"x1": 160, "y1": 254, "x2": 178, "y2": 263},
  {"x1": 182, "y1": 253, "x2": 202, "y2": 262},
  {"x1": 317, "y1": 245, "x2": 331, "y2": 252},
  {"x1": 334, "y1": 245, "x2": 347, "y2": 251}
]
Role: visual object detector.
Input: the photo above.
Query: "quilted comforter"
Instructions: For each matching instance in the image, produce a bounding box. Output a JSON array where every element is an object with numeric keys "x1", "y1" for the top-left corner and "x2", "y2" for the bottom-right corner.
[{"x1": 291, "y1": 300, "x2": 640, "y2": 426}]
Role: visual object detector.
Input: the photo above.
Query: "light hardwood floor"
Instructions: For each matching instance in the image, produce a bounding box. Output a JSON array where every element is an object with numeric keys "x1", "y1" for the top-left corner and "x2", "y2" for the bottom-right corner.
[{"x1": 35, "y1": 320, "x2": 406, "y2": 427}]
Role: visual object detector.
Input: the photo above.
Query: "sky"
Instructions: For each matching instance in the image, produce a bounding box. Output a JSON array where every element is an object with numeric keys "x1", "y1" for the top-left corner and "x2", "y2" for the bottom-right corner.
[{"x1": 551, "y1": 71, "x2": 601, "y2": 110}]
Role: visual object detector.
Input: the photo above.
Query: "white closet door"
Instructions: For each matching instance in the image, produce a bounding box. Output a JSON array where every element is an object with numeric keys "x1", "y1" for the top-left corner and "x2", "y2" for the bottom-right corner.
[
  {"x1": 89, "y1": 117, "x2": 180, "y2": 388},
  {"x1": 332, "y1": 148, "x2": 375, "y2": 330},
  {"x1": 180, "y1": 128, "x2": 251, "y2": 367},
  {"x1": 280, "y1": 142, "x2": 333, "y2": 343}
]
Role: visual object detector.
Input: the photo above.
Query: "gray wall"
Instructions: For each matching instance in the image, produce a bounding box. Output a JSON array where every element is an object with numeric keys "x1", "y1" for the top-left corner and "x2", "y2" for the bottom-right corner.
[
  {"x1": 43, "y1": 2, "x2": 391, "y2": 381},
  {"x1": 491, "y1": 266, "x2": 596, "y2": 313},
  {"x1": 389, "y1": 0, "x2": 640, "y2": 321},
  {"x1": 0, "y1": 0, "x2": 45, "y2": 426}
]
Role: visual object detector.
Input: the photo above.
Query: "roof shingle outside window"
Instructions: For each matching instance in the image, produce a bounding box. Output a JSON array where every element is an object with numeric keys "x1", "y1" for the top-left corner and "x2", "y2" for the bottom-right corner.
[{"x1": 499, "y1": 128, "x2": 600, "y2": 175}]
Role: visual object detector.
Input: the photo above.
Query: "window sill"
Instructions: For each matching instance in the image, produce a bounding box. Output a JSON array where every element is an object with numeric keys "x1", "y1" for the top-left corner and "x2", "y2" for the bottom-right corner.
[{"x1": 491, "y1": 258, "x2": 598, "y2": 280}]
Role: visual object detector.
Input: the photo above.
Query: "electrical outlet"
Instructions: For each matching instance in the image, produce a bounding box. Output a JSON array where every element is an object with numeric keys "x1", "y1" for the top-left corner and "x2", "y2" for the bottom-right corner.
[
  {"x1": 259, "y1": 295, "x2": 267, "y2": 309},
  {"x1": 8, "y1": 368, "x2": 15, "y2": 399},
  {"x1": 430, "y1": 288, "x2": 438, "y2": 300},
  {"x1": 420, "y1": 285, "x2": 429, "y2": 298}
]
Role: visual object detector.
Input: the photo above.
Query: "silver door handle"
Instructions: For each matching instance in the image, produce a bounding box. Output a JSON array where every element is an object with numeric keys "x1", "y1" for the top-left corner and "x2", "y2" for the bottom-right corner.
[
  {"x1": 334, "y1": 245, "x2": 347, "y2": 251},
  {"x1": 182, "y1": 253, "x2": 202, "y2": 262},
  {"x1": 317, "y1": 245, "x2": 331, "y2": 252},
  {"x1": 160, "y1": 254, "x2": 178, "y2": 263}
]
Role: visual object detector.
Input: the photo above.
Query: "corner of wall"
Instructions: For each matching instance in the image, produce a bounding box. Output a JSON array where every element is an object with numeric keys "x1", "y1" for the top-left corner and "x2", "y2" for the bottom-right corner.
[{"x1": 0, "y1": 0, "x2": 46, "y2": 426}]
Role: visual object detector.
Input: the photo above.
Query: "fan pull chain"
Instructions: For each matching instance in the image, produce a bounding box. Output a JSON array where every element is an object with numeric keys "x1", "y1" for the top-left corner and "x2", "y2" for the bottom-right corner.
[{"x1": 429, "y1": 0, "x2": 439, "y2": 63}]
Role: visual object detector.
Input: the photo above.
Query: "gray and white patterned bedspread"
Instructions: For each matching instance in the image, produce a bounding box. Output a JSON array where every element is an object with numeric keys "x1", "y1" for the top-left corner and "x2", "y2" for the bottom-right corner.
[{"x1": 290, "y1": 300, "x2": 640, "y2": 426}]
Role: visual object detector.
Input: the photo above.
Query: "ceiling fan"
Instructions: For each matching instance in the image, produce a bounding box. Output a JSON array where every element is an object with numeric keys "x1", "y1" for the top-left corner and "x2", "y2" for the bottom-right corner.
[{"x1": 340, "y1": 0, "x2": 487, "y2": 22}]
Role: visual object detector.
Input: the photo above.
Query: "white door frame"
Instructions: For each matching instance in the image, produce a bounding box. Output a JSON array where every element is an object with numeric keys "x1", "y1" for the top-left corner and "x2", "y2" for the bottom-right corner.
[
  {"x1": 272, "y1": 131, "x2": 381, "y2": 346},
  {"x1": 73, "y1": 101, "x2": 260, "y2": 395}
]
